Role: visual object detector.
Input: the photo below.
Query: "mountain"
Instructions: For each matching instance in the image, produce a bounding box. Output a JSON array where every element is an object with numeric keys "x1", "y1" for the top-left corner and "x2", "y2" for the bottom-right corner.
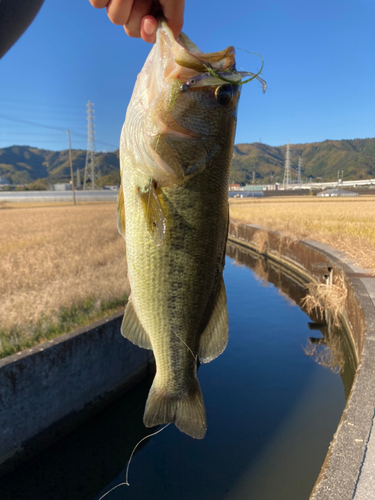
[
  {"x1": 232, "y1": 138, "x2": 375, "y2": 184},
  {"x1": 0, "y1": 145, "x2": 120, "y2": 186},
  {"x1": 1, "y1": 138, "x2": 375, "y2": 187}
]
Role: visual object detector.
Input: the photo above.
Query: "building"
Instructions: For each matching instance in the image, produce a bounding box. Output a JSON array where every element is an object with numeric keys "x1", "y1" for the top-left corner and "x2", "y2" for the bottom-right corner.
[
  {"x1": 53, "y1": 183, "x2": 72, "y2": 191},
  {"x1": 317, "y1": 188, "x2": 358, "y2": 197}
]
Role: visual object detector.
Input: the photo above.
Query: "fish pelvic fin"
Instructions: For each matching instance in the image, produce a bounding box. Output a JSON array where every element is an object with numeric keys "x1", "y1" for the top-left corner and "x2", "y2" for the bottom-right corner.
[
  {"x1": 143, "y1": 376, "x2": 207, "y2": 439},
  {"x1": 198, "y1": 276, "x2": 229, "y2": 364},
  {"x1": 121, "y1": 297, "x2": 153, "y2": 350},
  {"x1": 138, "y1": 179, "x2": 166, "y2": 248}
]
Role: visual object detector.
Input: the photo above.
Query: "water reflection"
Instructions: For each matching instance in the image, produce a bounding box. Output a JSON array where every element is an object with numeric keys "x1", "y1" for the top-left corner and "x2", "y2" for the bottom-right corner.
[
  {"x1": 226, "y1": 242, "x2": 357, "y2": 400},
  {"x1": 0, "y1": 243, "x2": 355, "y2": 500}
]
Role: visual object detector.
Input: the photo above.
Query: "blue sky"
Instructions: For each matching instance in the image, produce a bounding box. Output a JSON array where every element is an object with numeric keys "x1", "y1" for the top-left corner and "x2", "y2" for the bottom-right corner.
[{"x1": 0, "y1": 0, "x2": 374, "y2": 152}]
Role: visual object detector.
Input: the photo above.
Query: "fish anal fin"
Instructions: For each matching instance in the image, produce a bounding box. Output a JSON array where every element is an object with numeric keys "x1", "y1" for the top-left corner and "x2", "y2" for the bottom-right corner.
[
  {"x1": 138, "y1": 180, "x2": 166, "y2": 247},
  {"x1": 116, "y1": 185, "x2": 126, "y2": 239},
  {"x1": 121, "y1": 297, "x2": 153, "y2": 350},
  {"x1": 144, "y1": 375, "x2": 207, "y2": 439},
  {"x1": 198, "y1": 277, "x2": 229, "y2": 364}
]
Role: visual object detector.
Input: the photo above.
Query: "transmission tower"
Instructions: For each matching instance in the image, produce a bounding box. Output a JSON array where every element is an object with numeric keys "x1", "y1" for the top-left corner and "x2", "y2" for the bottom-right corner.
[
  {"x1": 83, "y1": 100, "x2": 100, "y2": 190},
  {"x1": 297, "y1": 155, "x2": 302, "y2": 185},
  {"x1": 283, "y1": 142, "x2": 292, "y2": 188}
]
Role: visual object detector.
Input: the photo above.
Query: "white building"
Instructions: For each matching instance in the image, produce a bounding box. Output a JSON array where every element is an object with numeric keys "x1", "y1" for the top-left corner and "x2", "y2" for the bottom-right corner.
[
  {"x1": 53, "y1": 183, "x2": 72, "y2": 191},
  {"x1": 317, "y1": 188, "x2": 358, "y2": 197}
]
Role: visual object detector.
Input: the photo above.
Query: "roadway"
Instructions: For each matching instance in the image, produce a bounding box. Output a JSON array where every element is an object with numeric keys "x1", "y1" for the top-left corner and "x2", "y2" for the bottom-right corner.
[{"x1": 0, "y1": 190, "x2": 118, "y2": 203}]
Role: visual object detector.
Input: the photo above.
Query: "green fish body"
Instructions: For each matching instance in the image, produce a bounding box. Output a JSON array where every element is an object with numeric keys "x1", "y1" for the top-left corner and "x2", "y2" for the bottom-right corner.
[{"x1": 118, "y1": 22, "x2": 241, "y2": 439}]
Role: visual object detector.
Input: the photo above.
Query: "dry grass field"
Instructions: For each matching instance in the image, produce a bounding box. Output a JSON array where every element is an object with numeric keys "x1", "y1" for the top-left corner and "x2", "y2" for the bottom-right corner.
[
  {"x1": 0, "y1": 202, "x2": 128, "y2": 358},
  {"x1": 2, "y1": 195, "x2": 375, "y2": 358},
  {"x1": 229, "y1": 196, "x2": 375, "y2": 271}
]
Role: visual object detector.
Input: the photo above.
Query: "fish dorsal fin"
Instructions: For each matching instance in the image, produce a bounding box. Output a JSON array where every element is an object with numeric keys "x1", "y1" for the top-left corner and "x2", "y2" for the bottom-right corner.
[
  {"x1": 116, "y1": 185, "x2": 126, "y2": 239},
  {"x1": 138, "y1": 180, "x2": 166, "y2": 247},
  {"x1": 198, "y1": 277, "x2": 229, "y2": 364},
  {"x1": 121, "y1": 297, "x2": 153, "y2": 350}
]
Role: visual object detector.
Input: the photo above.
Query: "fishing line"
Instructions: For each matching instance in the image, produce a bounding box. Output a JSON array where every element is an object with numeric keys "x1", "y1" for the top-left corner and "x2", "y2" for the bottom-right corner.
[
  {"x1": 171, "y1": 326, "x2": 197, "y2": 362},
  {"x1": 125, "y1": 424, "x2": 170, "y2": 485},
  {"x1": 97, "y1": 424, "x2": 170, "y2": 498},
  {"x1": 97, "y1": 482, "x2": 128, "y2": 500}
]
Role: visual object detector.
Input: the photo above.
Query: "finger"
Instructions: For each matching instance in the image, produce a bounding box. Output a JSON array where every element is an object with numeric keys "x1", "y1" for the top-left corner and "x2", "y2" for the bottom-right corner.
[
  {"x1": 89, "y1": 0, "x2": 109, "y2": 8},
  {"x1": 124, "y1": 0, "x2": 152, "y2": 38},
  {"x1": 160, "y1": 0, "x2": 184, "y2": 39},
  {"x1": 106, "y1": 0, "x2": 133, "y2": 25},
  {"x1": 139, "y1": 15, "x2": 157, "y2": 43},
  {"x1": 89, "y1": 0, "x2": 108, "y2": 8}
]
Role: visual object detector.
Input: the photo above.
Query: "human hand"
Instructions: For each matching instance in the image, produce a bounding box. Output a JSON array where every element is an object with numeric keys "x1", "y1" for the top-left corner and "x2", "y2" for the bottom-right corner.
[{"x1": 89, "y1": 0, "x2": 184, "y2": 43}]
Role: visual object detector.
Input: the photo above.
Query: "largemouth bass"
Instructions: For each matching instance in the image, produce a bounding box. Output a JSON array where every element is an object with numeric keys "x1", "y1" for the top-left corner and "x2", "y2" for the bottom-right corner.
[{"x1": 117, "y1": 21, "x2": 257, "y2": 439}]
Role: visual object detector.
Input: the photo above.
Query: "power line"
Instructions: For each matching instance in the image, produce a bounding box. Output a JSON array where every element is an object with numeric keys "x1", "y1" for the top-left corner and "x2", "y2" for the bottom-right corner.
[
  {"x1": 0, "y1": 113, "x2": 67, "y2": 131},
  {"x1": 0, "y1": 114, "x2": 118, "y2": 151}
]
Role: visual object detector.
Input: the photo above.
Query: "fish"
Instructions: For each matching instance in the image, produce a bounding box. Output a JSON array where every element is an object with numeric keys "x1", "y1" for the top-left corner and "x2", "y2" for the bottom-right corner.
[{"x1": 117, "y1": 21, "x2": 255, "y2": 439}]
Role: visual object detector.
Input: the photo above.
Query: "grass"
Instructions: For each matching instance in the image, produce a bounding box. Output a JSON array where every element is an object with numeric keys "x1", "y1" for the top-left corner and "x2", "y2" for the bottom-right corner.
[
  {"x1": 229, "y1": 196, "x2": 375, "y2": 271},
  {"x1": 0, "y1": 295, "x2": 127, "y2": 359},
  {"x1": 0, "y1": 202, "x2": 128, "y2": 358},
  {"x1": 2, "y1": 195, "x2": 375, "y2": 358},
  {"x1": 301, "y1": 272, "x2": 348, "y2": 328}
]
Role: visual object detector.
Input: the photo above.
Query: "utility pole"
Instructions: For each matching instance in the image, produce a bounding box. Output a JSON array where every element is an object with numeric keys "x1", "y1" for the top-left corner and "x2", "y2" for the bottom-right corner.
[
  {"x1": 338, "y1": 169, "x2": 344, "y2": 196},
  {"x1": 341, "y1": 169, "x2": 344, "y2": 196},
  {"x1": 65, "y1": 130, "x2": 76, "y2": 205},
  {"x1": 252, "y1": 171, "x2": 255, "y2": 197},
  {"x1": 283, "y1": 142, "x2": 291, "y2": 188},
  {"x1": 76, "y1": 168, "x2": 81, "y2": 188},
  {"x1": 83, "y1": 100, "x2": 99, "y2": 190}
]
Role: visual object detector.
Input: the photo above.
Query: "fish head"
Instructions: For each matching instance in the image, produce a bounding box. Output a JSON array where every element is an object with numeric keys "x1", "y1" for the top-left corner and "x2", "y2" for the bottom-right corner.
[{"x1": 122, "y1": 21, "x2": 242, "y2": 186}]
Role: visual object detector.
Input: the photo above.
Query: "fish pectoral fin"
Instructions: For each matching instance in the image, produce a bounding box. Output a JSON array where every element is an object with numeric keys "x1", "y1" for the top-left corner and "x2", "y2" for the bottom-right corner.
[
  {"x1": 198, "y1": 277, "x2": 229, "y2": 364},
  {"x1": 121, "y1": 297, "x2": 153, "y2": 350},
  {"x1": 144, "y1": 375, "x2": 207, "y2": 439},
  {"x1": 116, "y1": 185, "x2": 126, "y2": 239},
  {"x1": 138, "y1": 180, "x2": 166, "y2": 247}
]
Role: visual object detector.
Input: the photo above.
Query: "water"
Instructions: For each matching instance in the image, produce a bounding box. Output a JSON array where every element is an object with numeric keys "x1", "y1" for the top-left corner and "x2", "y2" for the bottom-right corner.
[{"x1": 0, "y1": 243, "x2": 356, "y2": 500}]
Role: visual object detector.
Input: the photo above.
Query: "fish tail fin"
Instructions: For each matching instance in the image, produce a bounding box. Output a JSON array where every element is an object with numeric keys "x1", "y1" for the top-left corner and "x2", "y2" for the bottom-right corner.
[{"x1": 143, "y1": 376, "x2": 207, "y2": 439}]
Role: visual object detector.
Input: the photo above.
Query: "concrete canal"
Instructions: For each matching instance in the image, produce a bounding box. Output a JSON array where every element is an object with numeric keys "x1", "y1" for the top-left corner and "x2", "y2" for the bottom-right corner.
[{"x1": 0, "y1": 242, "x2": 356, "y2": 500}]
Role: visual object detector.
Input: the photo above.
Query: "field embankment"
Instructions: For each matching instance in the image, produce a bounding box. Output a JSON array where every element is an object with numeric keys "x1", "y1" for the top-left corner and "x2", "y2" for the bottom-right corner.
[
  {"x1": 0, "y1": 203, "x2": 128, "y2": 358},
  {"x1": 229, "y1": 196, "x2": 375, "y2": 272}
]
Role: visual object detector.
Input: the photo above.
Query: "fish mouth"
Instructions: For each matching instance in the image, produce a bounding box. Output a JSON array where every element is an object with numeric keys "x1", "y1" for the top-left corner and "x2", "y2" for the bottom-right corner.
[
  {"x1": 156, "y1": 20, "x2": 266, "y2": 93},
  {"x1": 157, "y1": 20, "x2": 238, "y2": 86}
]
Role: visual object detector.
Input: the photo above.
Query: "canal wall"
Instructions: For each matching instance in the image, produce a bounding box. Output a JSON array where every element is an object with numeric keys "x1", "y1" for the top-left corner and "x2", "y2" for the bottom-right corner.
[
  {"x1": 0, "y1": 311, "x2": 153, "y2": 475},
  {"x1": 1, "y1": 221, "x2": 374, "y2": 498},
  {"x1": 228, "y1": 222, "x2": 375, "y2": 500}
]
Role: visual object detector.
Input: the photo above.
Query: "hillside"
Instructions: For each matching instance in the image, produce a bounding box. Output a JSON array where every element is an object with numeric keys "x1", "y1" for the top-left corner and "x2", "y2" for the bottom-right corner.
[
  {"x1": 1, "y1": 138, "x2": 375, "y2": 186},
  {"x1": 232, "y1": 138, "x2": 375, "y2": 184},
  {"x1": 0, "y1": 146, "x2": 120, "y2": 186}
]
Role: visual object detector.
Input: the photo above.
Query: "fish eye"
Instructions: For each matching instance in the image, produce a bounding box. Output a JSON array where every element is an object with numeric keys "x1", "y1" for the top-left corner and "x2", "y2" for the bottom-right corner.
[{"x1": 215, "y1": 84, "x2": 234, "y2": 105}]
